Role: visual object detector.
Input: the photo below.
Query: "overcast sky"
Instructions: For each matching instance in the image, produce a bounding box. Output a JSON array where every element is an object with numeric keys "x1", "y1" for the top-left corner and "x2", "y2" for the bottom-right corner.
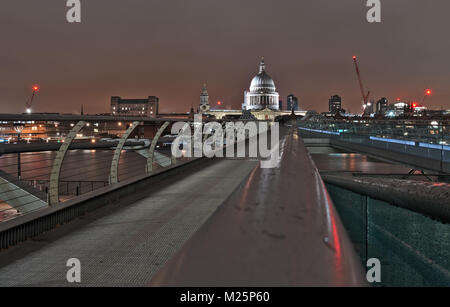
[{"x1": 1, "y1": 0, "x2": 450, "y2": 114}]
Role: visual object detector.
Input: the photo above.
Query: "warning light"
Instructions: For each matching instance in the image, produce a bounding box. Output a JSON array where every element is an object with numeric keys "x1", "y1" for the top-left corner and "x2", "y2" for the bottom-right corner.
[
  {"x1": 217, "y1": 101, "x2": 222, "y2": 105},
  {"x1": 352, "y1": 56, "x2": 357, "y2": 60},
  {"x1": 32, "y1": 85, "x2": 40, "y2": 92},
  {"x1": 412, "y1": 102, "x2": 418, "y2": 109},
  {"x1": 425, "y1": 89, "x2": 432, "y2": 96}
]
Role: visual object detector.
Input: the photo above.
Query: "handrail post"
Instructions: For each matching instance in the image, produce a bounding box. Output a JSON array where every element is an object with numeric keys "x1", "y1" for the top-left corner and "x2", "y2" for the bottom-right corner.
[
  {"x1": 109, "y1": 121, "x2": 140, "y2": 184},
  {"x1": 48, "y1": 121, "x2": 86, "y2": 206},
  {"x1": 146, "y1": 121, "x2": 170, "y2": 173},
  {"x1": 169, "y1": 122, "x2": 191, "y2": 166}
]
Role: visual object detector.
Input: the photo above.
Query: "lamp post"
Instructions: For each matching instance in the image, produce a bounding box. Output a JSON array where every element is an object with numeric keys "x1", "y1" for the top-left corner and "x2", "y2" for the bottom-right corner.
[{"x1": 13, "y1": 124, "x2": 25, "y2": 179}]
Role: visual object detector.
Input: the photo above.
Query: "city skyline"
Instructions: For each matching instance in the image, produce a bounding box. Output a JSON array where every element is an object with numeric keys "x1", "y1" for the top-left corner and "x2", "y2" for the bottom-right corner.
[
  {"x1": 1, "y1": 0, "x2": 450, "y2": 114},
  {"x1": 0, "y1": 0, "x2": 449, "y2": 289}
]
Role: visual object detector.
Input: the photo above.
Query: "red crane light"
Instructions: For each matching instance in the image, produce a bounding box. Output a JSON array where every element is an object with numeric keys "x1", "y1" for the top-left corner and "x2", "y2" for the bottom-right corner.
[
  {"x1": 412, "y1": 102, "x2": 418, "y2": 109},
  {"x1": 422, "y1": 89, "x2": 432, "y2": 105},
  {"x1": 25, "y1": 84, "x2": 40, "y2": 112}
]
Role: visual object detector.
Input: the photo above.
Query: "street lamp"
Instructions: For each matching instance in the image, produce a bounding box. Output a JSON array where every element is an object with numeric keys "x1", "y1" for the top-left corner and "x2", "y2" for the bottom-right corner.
[{"x1": 13, "y1": 124, "x2": 25, "y2": 179}]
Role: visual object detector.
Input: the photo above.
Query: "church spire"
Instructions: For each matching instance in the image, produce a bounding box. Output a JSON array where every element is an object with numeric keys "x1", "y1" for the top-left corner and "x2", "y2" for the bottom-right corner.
[
  {"x1": 199, "y1": 83, "x2": 210, "y2": 113},
  {"x1": 259, "y1": 57, "x2": 266, "y2": 73},
  {"x1": 201, "y1": 83, "x2": 208, "y2": 95}
]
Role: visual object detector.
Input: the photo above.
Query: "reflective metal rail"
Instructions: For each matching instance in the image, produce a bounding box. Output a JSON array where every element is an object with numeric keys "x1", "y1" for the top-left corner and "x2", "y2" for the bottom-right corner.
[
  {"x1": 0, "y1": 120, "x2": 181, "y2": 221},
  {"x1": 0, "y1": 118, "x2": 261, "y2": 249},
  {"x1": 150, "y1": 127, "x2": 366, "y2": 286},
  {"x1": 322, "y1": 175, "x2": 450, "y2": 223},
  {"x1": 0, "y1": 140, "x2": 146, "y2": 154}
]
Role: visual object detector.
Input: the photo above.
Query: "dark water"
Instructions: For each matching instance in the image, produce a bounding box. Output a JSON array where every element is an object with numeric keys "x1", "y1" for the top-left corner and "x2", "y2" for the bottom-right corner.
[
  {"x1": 0, "y1": 149, "x2": 171, "y2": 221},
  {"x1": 308, "y1": 145, "x2": 450, "y2": 286},
  {"x1": 0, "y1": 149, "x2": 173, "y2": 183},
  {"x1": 327, "y1": 184, "x2": 450, "y2": 287},
  {"x1": 309, "y1": 147, "x2": 412, "y2": 174}
]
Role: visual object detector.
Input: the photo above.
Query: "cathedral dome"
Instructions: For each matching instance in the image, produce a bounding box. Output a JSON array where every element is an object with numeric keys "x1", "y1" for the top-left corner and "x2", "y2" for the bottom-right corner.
[
  {"x1": 249, "y1": 58, "x2": 276, "y2": 92},
  {"x1": 243, "y1": 57, "x2": 280, "y2": 111}
]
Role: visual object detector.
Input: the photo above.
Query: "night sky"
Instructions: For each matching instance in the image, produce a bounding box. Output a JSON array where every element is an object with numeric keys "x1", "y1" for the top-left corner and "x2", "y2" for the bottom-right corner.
[{"x1": 1, "y1": 0, "x2": 450, "y2": 114}]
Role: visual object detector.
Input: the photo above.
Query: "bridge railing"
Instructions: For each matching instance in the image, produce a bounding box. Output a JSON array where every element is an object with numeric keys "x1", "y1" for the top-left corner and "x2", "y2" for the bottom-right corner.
[
  {"x1": 323, "y1": 175, "x2": 450, "y2": 286},
  {"x1": 0, "y1": 117, "x2": 258, "y2": 223},
  {"x1": 298, "y1": 119, "x2": 450, "y2": 172},
  {"x1": 0, "y1": 120, "x2": 190, "y2": 222},
  {"x1": 149, "y1": 127, "x2": 367, "y2": 286}
]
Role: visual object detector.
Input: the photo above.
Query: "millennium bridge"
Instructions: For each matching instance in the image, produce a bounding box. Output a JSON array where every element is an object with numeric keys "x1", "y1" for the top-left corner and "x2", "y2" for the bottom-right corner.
[{"x1": 0, "y1": 114, "x2": 448, "y2": 286}]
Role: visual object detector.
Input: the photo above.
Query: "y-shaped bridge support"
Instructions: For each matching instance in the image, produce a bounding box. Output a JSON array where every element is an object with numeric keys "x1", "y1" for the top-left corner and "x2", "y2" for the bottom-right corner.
[
  {"x1": 146, "y1": 121, "x2": 171, "y2": 173},
  {"x1": 49, "y1": 121, "x2": 86, "y2": 206},
  {"x1": 109, "y1": 121, "x2": 140, "y2": 184}
]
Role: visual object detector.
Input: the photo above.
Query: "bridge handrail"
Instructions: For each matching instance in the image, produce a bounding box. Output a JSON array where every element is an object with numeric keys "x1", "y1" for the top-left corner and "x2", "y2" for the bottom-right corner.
[
  {"x1": 149, "y1": 127, "x2": 366, "y2": 286},
  {"x1": 322, "y1": 174, "x2": 450, "y2": 223},
  {"x1": 0, "y1": 140, "x2": 148, "y2": 155}
]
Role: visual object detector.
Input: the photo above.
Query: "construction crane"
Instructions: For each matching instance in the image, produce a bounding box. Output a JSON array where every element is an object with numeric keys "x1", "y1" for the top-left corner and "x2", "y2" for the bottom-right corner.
[
  {"x1": 25, "y1": 85, "x2": 40, "y2": 114},
  {"x1": 352, "y1": 56, "x2": 370, "y2": 112}
]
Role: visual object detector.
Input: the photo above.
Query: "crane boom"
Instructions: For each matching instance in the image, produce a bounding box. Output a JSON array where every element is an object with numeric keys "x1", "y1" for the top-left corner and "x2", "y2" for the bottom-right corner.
[
  {"x1": 25, "y1": 85, "x2": 40, "y2": 113},
  {"x1": 352, "y1": 56, "x2": 370, "y2": 107},
  {"x1": 26, "y1": 91, "x2": 36, "y2": 108}
]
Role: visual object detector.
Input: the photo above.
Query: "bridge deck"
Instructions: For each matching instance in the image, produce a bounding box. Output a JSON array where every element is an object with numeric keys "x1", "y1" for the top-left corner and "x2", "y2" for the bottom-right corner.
[{"x1": 0, "y1": 159, "x2": 258, "y2": 286}]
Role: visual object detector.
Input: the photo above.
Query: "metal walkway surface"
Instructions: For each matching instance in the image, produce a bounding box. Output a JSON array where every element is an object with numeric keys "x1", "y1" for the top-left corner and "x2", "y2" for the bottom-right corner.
[
  {"x1": 150, "y1": 127, "x2": 366, "y2": 287},
  {"x1": 0, "y1": 159, "x2": 258, "y2": 286},
  {"x1": 0, "y1": 176, "x2": 48, "y2": 215}
]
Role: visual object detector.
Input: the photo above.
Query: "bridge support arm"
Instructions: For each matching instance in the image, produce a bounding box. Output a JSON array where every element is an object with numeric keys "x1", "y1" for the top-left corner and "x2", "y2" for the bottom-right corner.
[
  {"x1": 49, "y1": 121, "x2": 86, "y2": 206},
  {"x1": 146, "y1": 121, "x2": 170, "y2": 173},
  {"x1": 109, "y1": 121, "x2": 140, "y2": 184}
]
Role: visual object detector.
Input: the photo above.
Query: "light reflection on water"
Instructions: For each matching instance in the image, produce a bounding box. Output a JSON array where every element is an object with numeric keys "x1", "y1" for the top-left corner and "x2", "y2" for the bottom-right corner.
[
  {"x1": 308, "y1": 146, "x2": 412, "y2": 174},
  {"x1": 0, "y1": 149, "x2": 171, "y2": 222}
]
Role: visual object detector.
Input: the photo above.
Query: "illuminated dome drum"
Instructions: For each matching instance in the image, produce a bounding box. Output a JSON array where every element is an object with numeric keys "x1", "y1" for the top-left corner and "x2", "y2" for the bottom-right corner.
[{"x1": 243, "y1": 57, "x2": 280, "y2": 111}]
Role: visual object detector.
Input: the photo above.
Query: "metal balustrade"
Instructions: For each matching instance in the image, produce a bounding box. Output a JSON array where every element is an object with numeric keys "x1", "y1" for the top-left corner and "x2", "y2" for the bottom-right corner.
[
  {"x1": 150, "y1": 127, "x2": 367, "y2": 286},
  {"x1": 0, "y1": 120, "x2": 188, "y2": 222},
  {"x1": 298, "y1": 119, "x2": 450, "y2": 173}
]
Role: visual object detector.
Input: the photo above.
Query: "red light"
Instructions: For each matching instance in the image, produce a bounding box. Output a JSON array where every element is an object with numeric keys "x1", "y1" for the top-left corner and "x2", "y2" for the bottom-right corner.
[
  {"x1": 396, "y1": 98, "x2": 401, "y2": 101},
  {"x1": 412, "y1": 103, "x2": 417, "y2": 108},
  {"x1": 426, "y1": 89, "x2": 432, "y2": 96},
  {"x1": 352, "y1": 56, "x2": 357, "y2": 60},
  {"x1": 217, "y1": 101, "x2": 222, "y2": 105},
  {"x1": 32, "y1": 85, "x2": 40, "y2": 92}
]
